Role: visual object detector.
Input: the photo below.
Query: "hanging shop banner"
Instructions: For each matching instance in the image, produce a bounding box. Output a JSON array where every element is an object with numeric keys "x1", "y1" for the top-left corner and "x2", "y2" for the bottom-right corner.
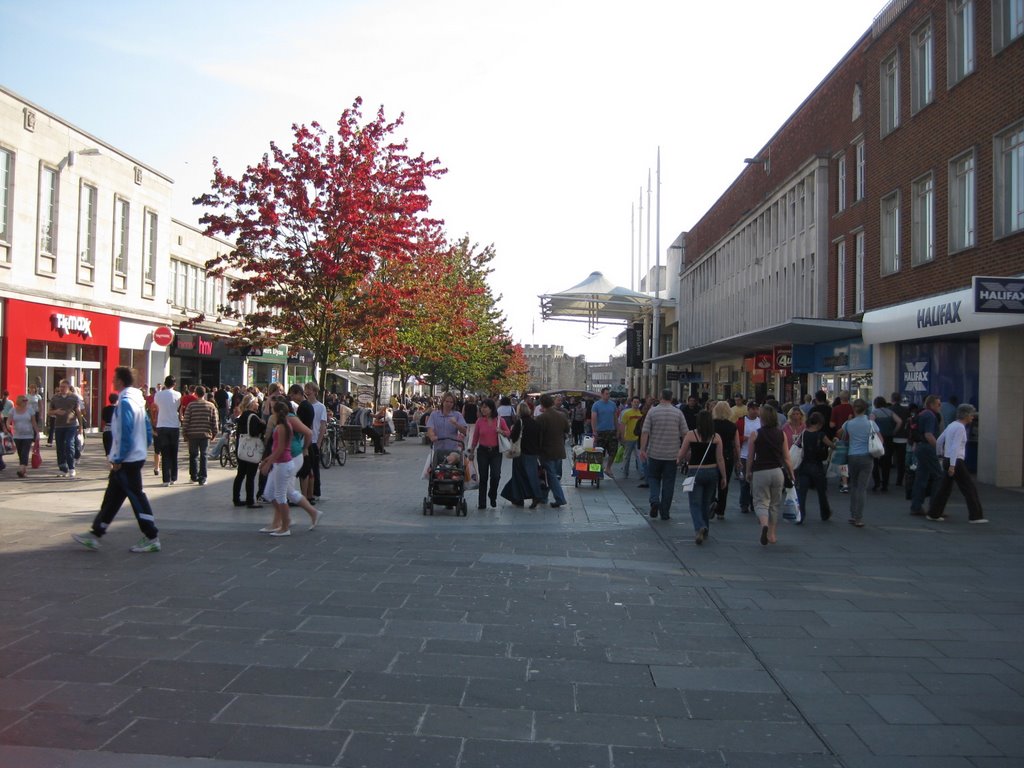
[
  {"x1": 973, "y1": 276, "x2": 1024, "y2": 314},
  {"x1": 773, "y1": 346, "x2": 792, "y2": 373},
  {"x1": 902, "y1": 358, "x2": 931, "y2": 399}
]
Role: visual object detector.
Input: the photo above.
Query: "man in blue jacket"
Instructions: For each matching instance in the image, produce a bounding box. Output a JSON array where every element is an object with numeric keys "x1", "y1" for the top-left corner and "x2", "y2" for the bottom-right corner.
[{"x1": 73, "y1": 366, "x2": 160, "y2": 553}]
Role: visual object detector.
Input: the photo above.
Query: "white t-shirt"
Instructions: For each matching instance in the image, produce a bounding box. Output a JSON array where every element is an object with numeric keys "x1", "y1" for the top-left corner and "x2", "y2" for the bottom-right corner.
[
  {"x1": 154, "y1": 388, "x2": 182, "y2": 428},
  {"x1": 739, "y1": 416, "x2": 761, "y2": 460},
  {"x1": 310, "y1": 400, "x2": 327, "y2": 443}
]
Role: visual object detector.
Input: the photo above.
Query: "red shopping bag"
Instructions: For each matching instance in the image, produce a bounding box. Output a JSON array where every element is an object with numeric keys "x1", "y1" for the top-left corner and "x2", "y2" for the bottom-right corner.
[{"x1": 31, "y1": 442, "x2": 42, "y2": 469}]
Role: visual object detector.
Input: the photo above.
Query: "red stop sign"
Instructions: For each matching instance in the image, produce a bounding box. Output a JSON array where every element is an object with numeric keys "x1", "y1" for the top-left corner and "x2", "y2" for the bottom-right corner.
[{"x1": 153, "y1": 326, "x2": 174, "y2": 346}]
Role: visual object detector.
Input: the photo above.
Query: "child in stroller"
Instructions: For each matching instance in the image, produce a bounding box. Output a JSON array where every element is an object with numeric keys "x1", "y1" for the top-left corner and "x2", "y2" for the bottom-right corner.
[{"x1": 423, "y1": 450, "x2": 469, "y2": 516}]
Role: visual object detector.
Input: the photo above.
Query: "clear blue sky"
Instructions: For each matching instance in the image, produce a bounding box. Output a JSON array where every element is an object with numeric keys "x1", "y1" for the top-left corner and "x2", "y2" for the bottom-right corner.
[{"x1": 1, "y1": 0, "x2": 884, "y2": 359}]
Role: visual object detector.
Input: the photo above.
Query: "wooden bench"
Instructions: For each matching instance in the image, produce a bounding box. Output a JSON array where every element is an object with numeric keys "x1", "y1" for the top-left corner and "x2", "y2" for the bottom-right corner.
[{"x1": 340, "y1": 424, "x2": 368, "y2": 454}]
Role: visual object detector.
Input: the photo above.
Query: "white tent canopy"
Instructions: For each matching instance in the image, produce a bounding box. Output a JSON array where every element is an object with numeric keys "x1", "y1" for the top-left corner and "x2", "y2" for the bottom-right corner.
[{"x1": 539, "y1": 271, "x2": 663, "y2": 333}]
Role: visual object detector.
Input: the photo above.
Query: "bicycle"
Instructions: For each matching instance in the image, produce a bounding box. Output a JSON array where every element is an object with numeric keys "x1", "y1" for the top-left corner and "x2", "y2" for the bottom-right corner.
[
  {"x1": 219, "y1": 424, "x2": 238, "y2": 468},
  {"x1": 319, "y1": 420, "x2": 346, "y2": 468}
]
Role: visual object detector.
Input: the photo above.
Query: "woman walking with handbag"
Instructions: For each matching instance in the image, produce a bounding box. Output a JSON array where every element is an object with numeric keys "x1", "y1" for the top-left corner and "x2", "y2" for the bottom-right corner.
[
  {"x1": 795, "y1": 412, "x2": 833, "y2": 522},
  {"x1": 838, "y1": 399, "x2": 879, "y2": 528},
  {"x1": 745, "y1": 405, "x2": 795, "y2": 546},
  {"x1": 679, "y1": 411, "x2": 727, "y2": 545},
  {"x1": 467, "y1": 398, "x2": 511, "y2": 510},
  {"x1": 233, "y1": 394, "x2": 265, "y2": 508},
  {"x1": 8, "y1": 395, "x2": 40, "y2": 478},
  {"x1": 711, "y1": 401, "x2": 740, "y2": 519}
]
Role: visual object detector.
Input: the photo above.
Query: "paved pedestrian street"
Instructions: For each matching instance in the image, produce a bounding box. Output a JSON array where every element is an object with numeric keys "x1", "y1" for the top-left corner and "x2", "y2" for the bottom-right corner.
[{"x1": 0, "y1": 437, "x2": 1021, "y2": 767}]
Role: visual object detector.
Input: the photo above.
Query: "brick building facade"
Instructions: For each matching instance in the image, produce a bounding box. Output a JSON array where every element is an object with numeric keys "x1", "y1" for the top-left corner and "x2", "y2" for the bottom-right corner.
[{"x1": 658, "y1": 0, "x2": 1024, "y2": 486}]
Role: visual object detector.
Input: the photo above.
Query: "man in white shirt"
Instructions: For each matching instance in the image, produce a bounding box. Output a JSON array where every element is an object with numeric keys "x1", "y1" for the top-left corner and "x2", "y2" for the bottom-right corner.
[
  {"x1": 304, "y1": 382, "x2": 328, "y2": 502},
  {"x1": 737, "y1": 401, "x2": 761, "y2": 515},
  {"x1": 927, "y1": 404, "x2": 986, "y2": 523},
  {"x1": 154, "y1": 375, "x2": 181, "y2": 486}
]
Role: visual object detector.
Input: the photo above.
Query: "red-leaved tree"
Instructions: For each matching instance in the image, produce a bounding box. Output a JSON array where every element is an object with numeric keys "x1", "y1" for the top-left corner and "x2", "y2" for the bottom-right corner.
[{"x1": 194, "y1": 98, "x2": 446, "y2": 392}]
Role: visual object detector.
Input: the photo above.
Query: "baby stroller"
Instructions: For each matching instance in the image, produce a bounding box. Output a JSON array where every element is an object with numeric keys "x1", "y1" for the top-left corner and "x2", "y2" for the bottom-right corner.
[{"x1": 423, "y1": 450, "x2": 468, "y2": 516}]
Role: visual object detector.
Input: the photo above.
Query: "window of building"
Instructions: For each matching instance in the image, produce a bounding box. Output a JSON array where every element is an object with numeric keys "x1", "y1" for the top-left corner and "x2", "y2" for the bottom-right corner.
[
  {"x1": 0, "y1": 147, "x2": 12, "y2": 264},
  {"x1": 911, "y1": 22, "x2": 934, "y2": 113},
  {"x1": 948, "y1": 0, "x2": 975, "y2": 86},
  {"x1": 949, "y1": 150, "x2": 976, "y2": 251},
  {"x1": 881, "y1": 52, "x2": 900, "y2": 136},
  {"x1": 836, "y1": 240, "x2": 846, "y2": 318},
  {"x1": 142, "y1": 209, "x2": 157, "y2": 298},
  {"x1": 881, "y1": 192, "x2": 901, "y2": 274},
  {"x1": 993, "y1": 0, "x2": 1024, "y2": 52},
  {"x1": 837, "y1": 154, "x2": 847, "y2": 212},
  {"x1": 855, "y1": 231, "x2": 865, "y2": 313},
  {"x1": 995, "y1": 122, "x2": 1024, "y2": 237},
  {"x1": 38, "y1": 165, "x2": 59, "y2": 274},
  {"x1": 112, "y1": 197, "x2": 129, "y2": 291},
  {"x1": 855, "y1": 141, "x2": 866, "y2": 201},
  {"x1": 912, "y1": 174, "x2": 935, "y2": 265},
  {"x1": 77, "y1": 182, "x2": 97, "y2": 284}
]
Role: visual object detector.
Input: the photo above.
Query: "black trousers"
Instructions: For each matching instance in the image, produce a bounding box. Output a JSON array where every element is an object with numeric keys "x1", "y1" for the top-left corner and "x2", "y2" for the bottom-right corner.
[
  {"x1": 92, "y1": 460, "x2": 158, "y2": 539},
  {"x1": 929, "y1": 461, "x2": 984, "y2": 520},
  {"x1": 233, "y1": 460, "x2": 259, "y2": 505},
  {"x1": 157, "y1": 428, "x2": 179, "y2": 483},
  {"x1": 188, "y1": 436, "x2": 209, "y2": 482},
  {"x1": 476, "y1": 445, "x2": 503, "y2": 507}
]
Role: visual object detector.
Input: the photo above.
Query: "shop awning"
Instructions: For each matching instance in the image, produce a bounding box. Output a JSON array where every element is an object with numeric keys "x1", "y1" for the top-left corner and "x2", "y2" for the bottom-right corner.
[
  {"x1": 649, "y1": 318, "x2": 863, "y2": 365},
  {"x1": 327, "y1": 369, "x2": 374, "y2": 388}
]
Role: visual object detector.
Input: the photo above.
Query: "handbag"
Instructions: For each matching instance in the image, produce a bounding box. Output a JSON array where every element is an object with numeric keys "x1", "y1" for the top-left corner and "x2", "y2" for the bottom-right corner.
[
  {"x1": 868, "y1": 428, "x2": 885, "y2": 459},
  {"x1": 789, "y1": 434, "x2": 804, "y2": 471},
  {"x1": 497, "y1": 432, "x2": 513, "y2": 455},
  {"x1": 237, "y1": 435, "x2": 263, "y2": 463},
  {"x1": 681, "y1": 437, "x2": 713, "y2": 493},
  {"x1": 0, "y1": 433, "x2": 13, "y2": 455},
  {"x1": 31, "y1": 441, "x2": 42, "y2": 469}
]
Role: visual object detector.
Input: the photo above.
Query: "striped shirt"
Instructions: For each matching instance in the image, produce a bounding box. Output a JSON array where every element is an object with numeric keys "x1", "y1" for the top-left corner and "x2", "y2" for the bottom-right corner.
[
  {"x1": 641, "y1": 403, "x2": 689, "y2": 460},
  {"x1": 183, "y1": 399, "x2": 219, "y2": 439}
]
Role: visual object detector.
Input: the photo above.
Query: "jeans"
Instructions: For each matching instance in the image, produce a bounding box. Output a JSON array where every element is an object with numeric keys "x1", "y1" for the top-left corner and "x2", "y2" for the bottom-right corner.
[
  {"x1": 476, "y1": 445, "x2": 503, "y2": 507},
  {"x1": 738, "y1": 467, "x2": 753, "y2": 512},
  {"x1": 847, "y1": 454, "x2": 874, "y2": 521},
  {"x1": 91, "y1": 460, "x2": 158, "y2": 540},
  {"x1": 188, "y1": 436, "x2": 209, "y2": 482},
  {"x1": 910, "y1": 444, "x2": 943, "y2": 513},
  {"x1": 54, "y1": 426, "x2": 77, "y2": 472},
  {"x1": 796, "y1": 461, "x2": 831, "y2": 520},
  {"x1": 621, "y1": 440, "x2": 641, "y2": 477},
  {"x1": 157, "y1": 427, "x2": 179, "y2": 483},
  {"x1": 541, "y1": 458, "x2": 567, "y2": 505},
  {"x1": 686, "y1": 466, "x2": 719, "y2": 532},
  {"x1": 646, "y1": 457, "x2": 678, "y2": 519}
]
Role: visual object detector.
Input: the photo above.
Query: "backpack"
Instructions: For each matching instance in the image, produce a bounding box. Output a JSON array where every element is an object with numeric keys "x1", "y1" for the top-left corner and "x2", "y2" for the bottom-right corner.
[
  {"x1": 908, "y1": 411, "x2": 926, "y2": 443},
  {"x1": 873, "y1": 408, "x2": 895, "y2": 438}
]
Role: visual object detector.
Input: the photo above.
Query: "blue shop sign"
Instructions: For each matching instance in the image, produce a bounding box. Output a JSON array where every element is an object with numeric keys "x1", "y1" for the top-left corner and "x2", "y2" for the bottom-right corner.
[{"x1": 792, "y1": 338, "x2": 871, "y2": 373}]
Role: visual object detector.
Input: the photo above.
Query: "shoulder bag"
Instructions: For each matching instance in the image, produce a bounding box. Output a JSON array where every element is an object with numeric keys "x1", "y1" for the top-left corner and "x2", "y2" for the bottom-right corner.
[
  {"x1": 789, "y1": 433, "x2": 804, "y2": 471},
  {"x1": 681, "y1": 437, "x2": 713, "y2": 493},
  {"x1": 868, "y1": 424, "x2": 885, "y2": 458},
  {"x1": 237, "y1": 413, "x2": 264, "y2": 464}
]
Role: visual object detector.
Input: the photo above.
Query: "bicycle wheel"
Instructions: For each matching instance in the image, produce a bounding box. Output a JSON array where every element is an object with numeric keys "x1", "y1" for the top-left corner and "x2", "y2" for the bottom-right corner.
[
  {"x1": 320, "y1": 441, "x2": 333, "y2": 468},
  {"x1": 219, "y1": 446, "x2": 229, "y2": 467},
  {"x1": 336, "y1": 439, "x2": 347, "y2": 466},
  {"x1": 227, "y1": 443, "x2": 237, "y2": 467}
]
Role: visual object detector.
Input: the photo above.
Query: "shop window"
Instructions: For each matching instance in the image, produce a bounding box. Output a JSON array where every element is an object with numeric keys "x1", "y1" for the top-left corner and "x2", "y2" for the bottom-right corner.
[
  {"x1": 112, "y1": 197, "x2": 129, "y2": 292},
  {"x1": 880, "y1": 51, "x2": 900, "y2": 136},
  {"x1": 37, "y1": 164, "x2": 58, "y2": 275},
  {"x1": 949, "y1": 150, "x2": 976, "y2": 251},
  {"x1": 0, "y1": 147, "x2": 12, "y2": 265},
  {"x1": 881, "y1": 191, "x2": 901, "y2": 274},
  {"x1": 992, "y1": 0, "x2": 1024, "y2": 53},
  {"x1": 911, "y1": 22, "x2": 934, "y2": 113},
  {"x1": 994, "y1": 121, "x2": 1024, "y2": 237},
  {"x1": 948, "y1": 0, "x2": 975, "y2": 87},
  {"x1": 77, "y1": 181, "x2": 97, "y2": 284},
  {"x1": 912, "y1": 173, "x2": 935, "y2": 265}
]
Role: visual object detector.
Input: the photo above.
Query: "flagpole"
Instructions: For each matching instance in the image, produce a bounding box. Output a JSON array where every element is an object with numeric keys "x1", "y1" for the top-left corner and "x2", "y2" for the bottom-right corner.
[{"x1": 653, "y1": 147, "x2": 662, "y2": 384}]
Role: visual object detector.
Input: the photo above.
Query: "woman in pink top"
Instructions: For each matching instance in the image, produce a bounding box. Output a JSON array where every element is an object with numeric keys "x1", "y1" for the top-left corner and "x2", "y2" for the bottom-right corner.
[
  {"x1": 259, "y1": 399, "x2": 321, "y2": 536},
  {"x1": 468, "y1": 398, "x2": 511, "y2": 510}
]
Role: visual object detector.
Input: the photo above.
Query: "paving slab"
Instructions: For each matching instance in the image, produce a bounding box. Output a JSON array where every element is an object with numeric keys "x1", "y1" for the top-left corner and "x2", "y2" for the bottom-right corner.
[{"x1": 1, "y1": 436, "x2": 1022, "y2": 765}]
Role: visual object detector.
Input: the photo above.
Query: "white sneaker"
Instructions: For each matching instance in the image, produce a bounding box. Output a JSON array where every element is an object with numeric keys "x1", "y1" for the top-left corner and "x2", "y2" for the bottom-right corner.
[
  {"x1": 58, "y1": 472, "x2": 68, "y2": 478},
  {"x1": 968, "y1": 518, "x2": 990, "y2": 524},
  {"x1": 69, "y1": 469, "x2": 77, "y2": 478},
  {"x1": 72, "y1": 532, "x2": 100, "y2": 550},
  {"x1": 129, "y1": 536, "x2": 161, "y2": 553}
]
